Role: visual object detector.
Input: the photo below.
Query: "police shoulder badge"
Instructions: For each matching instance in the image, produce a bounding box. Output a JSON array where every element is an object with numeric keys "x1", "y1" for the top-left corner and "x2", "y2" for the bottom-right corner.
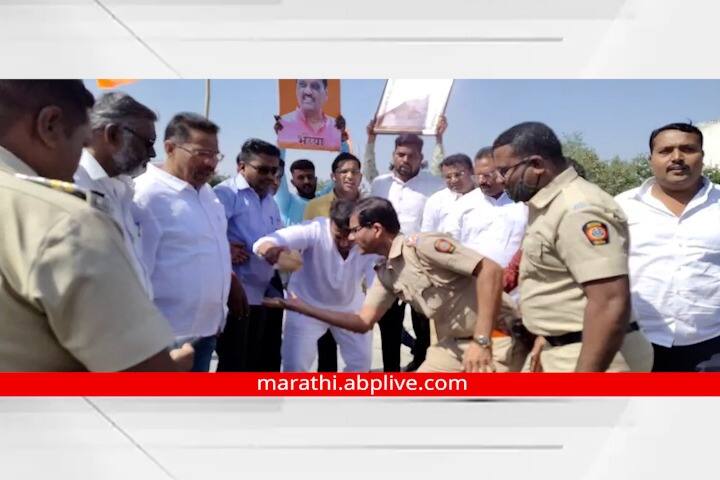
[
  {"x1": 582, "y1": 221, "x2": 609, "y2": 246},
  {"x1": 433, "y1": 238, "x2": 456, "y2": 254}
]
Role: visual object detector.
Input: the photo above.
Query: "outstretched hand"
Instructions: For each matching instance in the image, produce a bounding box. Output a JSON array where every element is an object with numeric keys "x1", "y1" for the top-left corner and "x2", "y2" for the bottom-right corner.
[{"x1": 262, "y1": 291, "x2": 305, "y2": 312}]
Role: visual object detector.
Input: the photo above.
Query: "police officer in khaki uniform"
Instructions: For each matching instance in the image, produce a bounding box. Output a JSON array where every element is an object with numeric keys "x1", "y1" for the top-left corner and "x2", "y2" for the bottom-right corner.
[
  {"x1": 492, "y1": 121, "x2": 653, "y2": 372},
  {"x1": 265, "y1": 196, "x2": 505, "y2": 372},
  {"x1": 0, "y1": 80, "x2": 190, "y2": 371}
]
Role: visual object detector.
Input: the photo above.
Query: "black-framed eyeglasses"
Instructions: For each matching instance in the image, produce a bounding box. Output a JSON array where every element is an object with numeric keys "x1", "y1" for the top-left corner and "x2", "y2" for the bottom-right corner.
[
  {"x1": 176, "y1": 144, "x2": 225, "y2": 162},
  {"x1": 498, "y1": 158, "x2": 534, "y2": 178},
  {"x1": 122, "y1": 126, "x2": 156, "y2": 152},
  {"x1": 348, "y1": 224, "x2": 370, "y2": 234},
  {"x1": 245, "y1": 163, "x2": 279, "y2": 176}
]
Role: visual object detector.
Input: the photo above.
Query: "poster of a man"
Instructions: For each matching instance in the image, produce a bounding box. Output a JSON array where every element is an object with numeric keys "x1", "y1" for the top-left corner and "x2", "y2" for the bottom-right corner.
[{"x1": 275, "y1": 79, "x2": 344, "y2": 152}]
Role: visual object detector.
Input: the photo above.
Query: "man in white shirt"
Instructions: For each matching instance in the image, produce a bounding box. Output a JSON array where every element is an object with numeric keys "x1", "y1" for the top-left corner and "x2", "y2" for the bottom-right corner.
[
  {"x1": 366, "y1": 132, "x2": 444, "y2": 372},
  {"x1": 74, "y1": 92, "x2": 159, "y2": 297},
  {"x1": 134, "y1": 112, "x2": 232, "y2": 372},
  {"x1": 421, "y1": 153, "x2": 476, "y2": 233},
  {"x1": 254, "y1": 199, "x2": 378, "y2": 371},
  {"x1": 444, "y1": 147, "x2": 528, "y2": 268},
  {"x1": 214, "y1": 138, "x2": 284, "y2": 371},
  {"x1": 616, "y1": 122, "x2": 720, "y2": 371},
  {"x1": 435, "y1": 147, "x2": 528, "y2": 371}
]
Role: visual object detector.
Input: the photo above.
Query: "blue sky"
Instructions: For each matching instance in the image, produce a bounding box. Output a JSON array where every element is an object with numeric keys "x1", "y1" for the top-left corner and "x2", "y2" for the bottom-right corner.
[{"x1": 84, "y1": 79, "x2": 720, "y2": 180}]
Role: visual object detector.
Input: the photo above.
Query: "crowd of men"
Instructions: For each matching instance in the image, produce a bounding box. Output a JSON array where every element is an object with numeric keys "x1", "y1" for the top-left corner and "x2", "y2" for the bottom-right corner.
[{"x1": 1, "y1": 79, "x2": 719, "y2": 373}]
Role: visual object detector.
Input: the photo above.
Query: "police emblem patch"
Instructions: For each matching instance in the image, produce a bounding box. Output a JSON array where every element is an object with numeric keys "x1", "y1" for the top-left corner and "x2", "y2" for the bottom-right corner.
[
  {"x1": 582, "y1": 221, "x2": 609, "y2": 245},
  {"x1": 434, "y1": 238, "x2": 456, "y2": 254}
]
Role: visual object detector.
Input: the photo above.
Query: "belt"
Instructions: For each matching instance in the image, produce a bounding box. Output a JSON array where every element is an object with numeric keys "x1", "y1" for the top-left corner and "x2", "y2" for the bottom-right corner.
[{"x1": 545, "y1": 322, "x2": 639, "y2": 348}]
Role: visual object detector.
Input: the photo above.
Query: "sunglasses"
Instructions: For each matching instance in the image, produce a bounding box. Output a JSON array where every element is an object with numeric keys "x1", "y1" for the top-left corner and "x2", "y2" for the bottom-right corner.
[
  {"x1": 246, "y1": 163, "x2": 279, "y2": 176},
  {"x1": 122, "y1": 126, "x2": 156, "y2": 152}
]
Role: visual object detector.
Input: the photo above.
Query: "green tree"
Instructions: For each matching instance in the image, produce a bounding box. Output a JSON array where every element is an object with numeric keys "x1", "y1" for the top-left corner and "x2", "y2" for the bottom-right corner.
[
  {"x1": 704, "y1": 166, "x2": 720, "y2": 184},
  {"x1": 561, "y1": 133, "x2": 647, "y2": 196}
]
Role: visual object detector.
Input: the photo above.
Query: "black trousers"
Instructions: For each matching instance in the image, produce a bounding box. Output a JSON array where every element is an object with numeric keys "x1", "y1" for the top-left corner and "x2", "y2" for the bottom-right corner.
[
  {"x1": 317, "y1": 331, "x2": 338, "y2": 372},
  {"x1": 216, "y1": 305, "x2": 267, "y2": 372},
  {"x1": 377, "y1": 301, "x2": 432, "y2": 371},
  {"x1": 652, "y1": 334, "x2": 720, "y2": 372},
  {"x1": 411, "y1": 309, "x2": 431, "y2": 363},
  {"x1": 378, "y1": 301, "x2": 404, "y2": 372}
]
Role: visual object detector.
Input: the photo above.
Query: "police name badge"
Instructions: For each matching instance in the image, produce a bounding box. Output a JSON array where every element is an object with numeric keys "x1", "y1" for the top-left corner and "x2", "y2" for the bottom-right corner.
[{"x1": 582, "y1": 221, "x2": 609, "y2": 246}]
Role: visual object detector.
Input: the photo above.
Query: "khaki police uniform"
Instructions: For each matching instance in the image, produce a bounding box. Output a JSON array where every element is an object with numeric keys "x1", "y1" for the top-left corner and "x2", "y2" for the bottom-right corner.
[
  {"x1": 363, "y1": 232, "x2": 511, "y2": 372},
  {"x1": 0, "y1": 146, "x2": 173, "y2": 371},
  {"x1": 520, "y1": 167, "x2": 653, "y2": 372}
]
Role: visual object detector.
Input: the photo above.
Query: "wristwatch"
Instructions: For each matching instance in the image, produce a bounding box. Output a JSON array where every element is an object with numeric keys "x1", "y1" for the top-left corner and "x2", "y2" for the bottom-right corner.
[{"x1": 472, "y1": 335, "x2": 492, "y2": 348}]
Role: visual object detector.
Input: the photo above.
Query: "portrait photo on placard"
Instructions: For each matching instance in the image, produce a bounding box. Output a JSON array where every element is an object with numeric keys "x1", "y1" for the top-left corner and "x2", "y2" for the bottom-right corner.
[{"x1": 276, "y1": 79, "x2": 343, "y2": 151}]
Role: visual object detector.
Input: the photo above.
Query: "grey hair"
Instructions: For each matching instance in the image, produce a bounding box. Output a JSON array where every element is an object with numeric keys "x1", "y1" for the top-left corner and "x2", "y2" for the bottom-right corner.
[{"x1": 89, "y1": 92, "x2": 157, "y2": 131}]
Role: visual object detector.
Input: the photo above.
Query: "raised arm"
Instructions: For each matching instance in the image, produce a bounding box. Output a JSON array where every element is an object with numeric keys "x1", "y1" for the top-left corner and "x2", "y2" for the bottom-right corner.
[
  {"x1": 363, "y1": 118, "x2": 380, "y2": 181},
  {"x1": 430, "y1": 115, "x2": 447, "y2": 176}
]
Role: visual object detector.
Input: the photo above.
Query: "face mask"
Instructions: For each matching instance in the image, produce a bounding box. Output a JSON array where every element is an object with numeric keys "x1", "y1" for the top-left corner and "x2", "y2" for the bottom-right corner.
[{"x1": 505, "y1": 163, "x2": 541, "y2": 202}]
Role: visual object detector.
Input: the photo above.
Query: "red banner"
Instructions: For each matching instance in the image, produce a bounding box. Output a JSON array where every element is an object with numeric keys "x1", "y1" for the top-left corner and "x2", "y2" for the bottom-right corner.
[{"x1": 0, "y1": 373, "x2": 719, "y2": 396}]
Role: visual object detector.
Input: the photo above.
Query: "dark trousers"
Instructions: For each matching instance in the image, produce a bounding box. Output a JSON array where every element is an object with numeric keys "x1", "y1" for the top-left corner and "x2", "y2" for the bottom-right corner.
[
  {"x1": 262, "y1": 302, "x2": 283, "y2": 372},
  {"x1": 317, "y1": 331, "x2": 338, "y2": 372},
  {"x1": 378, "y1": 301, "x2": 405, "y2": 372},
  {"x1": 216, "y1": 305, "x2": 267, "y2": 372},
  {"x1": 411, "y1": 309, "x2": 431, "y2": 363},
  {"x1": 652, "y1": 334, "x2": 720, "y2": 372}
]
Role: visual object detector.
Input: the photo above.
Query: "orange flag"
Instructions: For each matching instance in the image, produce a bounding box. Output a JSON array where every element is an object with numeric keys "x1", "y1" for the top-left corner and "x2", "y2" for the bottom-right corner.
[{"x1": 96, "y1": 79, "x2": 137, "y2": 90}]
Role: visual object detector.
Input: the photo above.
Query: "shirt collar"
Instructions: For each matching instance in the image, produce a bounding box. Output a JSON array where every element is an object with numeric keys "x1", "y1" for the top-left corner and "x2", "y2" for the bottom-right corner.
[
  {"x1": 146, "y1": 163, "x2": 194, "y2": 192},
  {"x1": 79, "y1": 149, "x2": 111, "y2": 181},
  {"x1": 234, "y1": 172, "x2": 253, "y2": 191},
  {"x1": 528, "y1": 166, "x2": 578, "y2": 210},
  {"x1": 294, "y1": 107, "x2": 330, "y2": 134},
  {"x1": 636, "y1": 175, "x2": 714, "y2": 210},
  {"x1": 0, "y1": 145, "x2": 38, "y2": 176},
  {"x1": 387, "y1": 234, "x2": 405, "y2": 260},
  {"x1": 234, "y1": 172, "x2": 272, "y2": 201}
]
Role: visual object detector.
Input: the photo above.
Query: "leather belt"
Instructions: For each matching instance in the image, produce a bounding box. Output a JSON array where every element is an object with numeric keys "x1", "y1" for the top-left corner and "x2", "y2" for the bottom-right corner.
[
  {"x1": 455, "y1": 329, "x2": 509, "y2": 342},
  {"x1": 545, "y1": 322, "x2": 640, "y2": 348}
]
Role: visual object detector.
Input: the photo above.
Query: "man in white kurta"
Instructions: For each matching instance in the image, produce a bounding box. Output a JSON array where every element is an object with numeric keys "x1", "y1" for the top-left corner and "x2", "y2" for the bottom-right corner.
[{"x1": 254, "y1": 199, "x2": 378, "y2": 371}]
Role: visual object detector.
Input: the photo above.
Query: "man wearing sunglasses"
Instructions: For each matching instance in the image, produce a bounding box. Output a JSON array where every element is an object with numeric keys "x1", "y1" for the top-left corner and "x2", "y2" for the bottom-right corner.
[
  {"x1": 492, "y1": 121, "x2": 653, "y2": 372},
  {"x1": 214, "y1": 138, "x2": 284, "y2": 371},
  {"x1": 74, "y1": 92, "x2": 158, "y2": 298}
]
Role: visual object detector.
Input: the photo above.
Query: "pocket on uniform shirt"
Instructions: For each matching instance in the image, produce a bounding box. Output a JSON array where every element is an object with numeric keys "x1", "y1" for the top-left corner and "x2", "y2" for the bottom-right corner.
[
  {"x1": 413, "y1": 276, "x2": 443, "y2": 313},
  {"x1": 521, "y1": 234, "x2": 565, "y2": 275}
]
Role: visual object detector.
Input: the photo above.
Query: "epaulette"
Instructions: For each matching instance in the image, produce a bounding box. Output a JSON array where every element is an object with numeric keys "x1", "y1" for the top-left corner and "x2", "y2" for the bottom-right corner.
[
  {"x1": 405, "y1": 234, "x2": 419, "y2": 247},
  {"x1": 14, "y1": 173, "x2": 110, "y2": 214}
]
